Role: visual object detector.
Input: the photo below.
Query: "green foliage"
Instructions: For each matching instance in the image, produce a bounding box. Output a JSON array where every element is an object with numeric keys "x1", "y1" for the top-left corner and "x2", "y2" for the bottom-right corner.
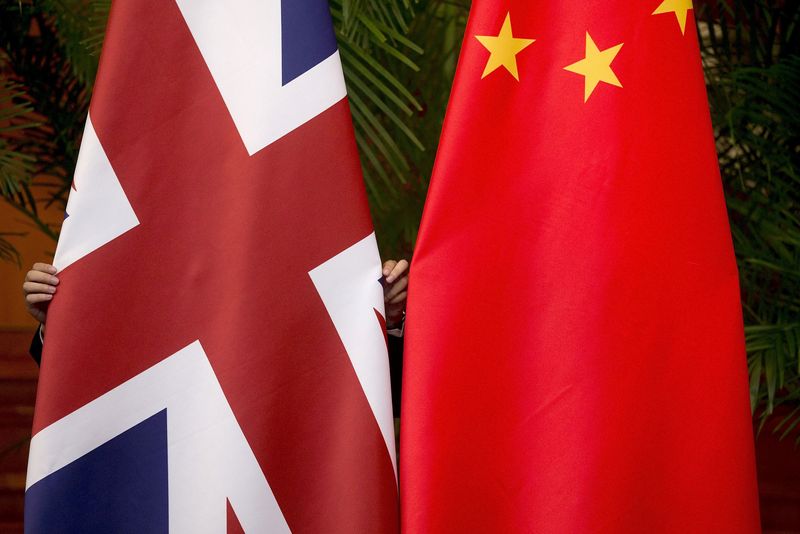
[
  {"x1": 330, "y1": 0, "x2": 424, "y2": 236},
  {"x1": 360, "y1": 0, "x2": 469, "y2": 255},
  {"x1": 0, "y1": 76, "x2": 37, "y2": 265},
  {"x1": 329, "y1": 0, "x2": 469, "y2": 255},
  {"x1": 32, "y1": 0, "x2": 109, "y2": 87},
  {"x1": 1, "y1": 0, "x2": 98, "y2": 255},
  {"x1": 698, "y1": 0, "x2": 800, "y2": 442},
  {"x1": 0, "y1": 79, "x2": 38, "y2": 196}
]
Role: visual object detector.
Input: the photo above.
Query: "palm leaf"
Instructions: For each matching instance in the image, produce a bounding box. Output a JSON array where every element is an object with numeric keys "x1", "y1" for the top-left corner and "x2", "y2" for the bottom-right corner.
[{"x1": 699, "y1": 0, "x2": 800, "y2": 439}]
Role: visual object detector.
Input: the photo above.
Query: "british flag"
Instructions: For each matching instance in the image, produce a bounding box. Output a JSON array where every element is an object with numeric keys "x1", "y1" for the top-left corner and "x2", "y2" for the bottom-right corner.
[{"x1": 24, "y1": 1, "x2": 398, "y2": 532}]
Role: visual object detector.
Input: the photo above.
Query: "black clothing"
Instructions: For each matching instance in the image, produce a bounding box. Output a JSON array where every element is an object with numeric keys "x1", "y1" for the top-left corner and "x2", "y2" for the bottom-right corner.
[{"x1": 29, "y1": 326, "x2": 43, "y2": 366}]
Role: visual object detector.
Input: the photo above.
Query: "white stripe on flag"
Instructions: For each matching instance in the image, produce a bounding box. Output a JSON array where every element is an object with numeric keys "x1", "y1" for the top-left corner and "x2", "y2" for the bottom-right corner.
[
  {"x1": 175, "y1": 0, "x2": 347, "y2": 156},
  {"x1": 27, "y1": 341, "x2": 290, "y2": 533},
  {"x1": 309, "y1": 233, "x2": 398, "y2": 479},
  {"x1": 53, "y1": 114, "x2": 140, "y2": 272}
]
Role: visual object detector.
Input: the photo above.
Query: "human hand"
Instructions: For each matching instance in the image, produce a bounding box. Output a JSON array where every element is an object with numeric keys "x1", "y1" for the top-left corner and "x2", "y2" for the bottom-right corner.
[
  {"x1": 23, "y1": 263, "x2": 58, "y2": 325},
  {"x1": 382, "y1": 259, "x2": 409, "y2": 328}
]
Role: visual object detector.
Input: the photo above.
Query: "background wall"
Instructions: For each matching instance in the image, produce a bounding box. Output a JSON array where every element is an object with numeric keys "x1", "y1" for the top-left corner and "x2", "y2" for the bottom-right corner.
[{"x1": 0, "y1": 198, "x2": 60, "y2": 329}]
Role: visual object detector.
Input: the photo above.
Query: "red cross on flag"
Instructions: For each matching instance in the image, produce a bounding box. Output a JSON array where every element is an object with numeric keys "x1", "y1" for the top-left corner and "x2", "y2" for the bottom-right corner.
[
  {"x1": 24, "y1": 1, "x2": 398, "y2": 533},
  {"x1": 402, "y1": 1, "x2": 760, "y2": 532}
]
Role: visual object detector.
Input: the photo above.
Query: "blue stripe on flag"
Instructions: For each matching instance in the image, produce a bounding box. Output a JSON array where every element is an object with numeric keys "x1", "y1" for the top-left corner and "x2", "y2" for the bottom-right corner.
[
  {"x1": 281, "y1": 0, "x2": 338, "y2": 85},
  {"x1": 24, "y1": 410, "x2": 169, "y2": 534}
]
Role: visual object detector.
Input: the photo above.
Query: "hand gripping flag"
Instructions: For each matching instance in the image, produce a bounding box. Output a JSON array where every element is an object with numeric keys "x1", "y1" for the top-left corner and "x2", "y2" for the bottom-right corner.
[
  {"x1": 24, "y1": 1, "x2": 398, "y2": 533},
  {"x1": 402, "y1": 1, "x2": 760, "y2": 532}
]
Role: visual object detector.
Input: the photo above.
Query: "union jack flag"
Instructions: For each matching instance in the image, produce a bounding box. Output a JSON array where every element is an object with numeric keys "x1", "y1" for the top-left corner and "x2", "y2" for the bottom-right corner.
[{"x1": 25, "y1": 1, "x2": 398, "y2": 532}]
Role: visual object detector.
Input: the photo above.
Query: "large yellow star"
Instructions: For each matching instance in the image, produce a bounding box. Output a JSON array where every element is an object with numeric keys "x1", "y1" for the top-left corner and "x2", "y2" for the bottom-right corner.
[
  {"x1": 652, "y1": 0, "x2": 694, "y2": 35},
  {"x1": 475, "y1": 13, "x2": 535, "y2": 81},
  {"x1": 563, "y1": 32, "x2": 623, "y2": 103}
]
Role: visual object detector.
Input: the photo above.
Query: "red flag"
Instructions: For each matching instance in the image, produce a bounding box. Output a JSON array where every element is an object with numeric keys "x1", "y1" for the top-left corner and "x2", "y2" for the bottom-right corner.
[{"x1": 401, "y1": 1, "x2": 760, "y2": 532}]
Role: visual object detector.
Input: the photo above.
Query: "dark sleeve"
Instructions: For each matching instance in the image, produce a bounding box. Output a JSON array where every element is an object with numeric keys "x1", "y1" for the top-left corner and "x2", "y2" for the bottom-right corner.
[
  {"x1": 29, "y1": 326, "x2": 43, "y2": 366},
  {"x1": 388, "y1": 334, "x2": 403, "y2": 417}
]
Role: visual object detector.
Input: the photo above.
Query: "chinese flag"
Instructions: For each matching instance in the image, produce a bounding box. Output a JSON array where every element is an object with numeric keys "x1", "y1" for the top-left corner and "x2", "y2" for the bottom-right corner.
[{"x1": 401, "y1": 1, "x2": 760, "y2": 532}]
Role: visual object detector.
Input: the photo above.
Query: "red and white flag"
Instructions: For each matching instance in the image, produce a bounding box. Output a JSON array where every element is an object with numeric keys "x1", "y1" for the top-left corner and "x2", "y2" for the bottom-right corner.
[
  {"x1": 25, "y1": 1, "x2": 398, "y2": 532},
  {"x1": 402, "y1": 1, "x2": 760, "y2": 532}
]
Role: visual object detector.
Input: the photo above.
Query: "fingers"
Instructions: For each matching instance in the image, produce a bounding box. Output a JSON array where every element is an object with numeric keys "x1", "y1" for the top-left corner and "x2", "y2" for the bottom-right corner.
[
  {"x1": 23, "y1": 281, "x2": 57, "y2": 296},
  {"x1": 25, "y1": 268, "x2": 59, "y2": 287},
  {"x1": 382, "y1": 260, "x2": 397, "y2": 278},
  {"x1": 385, "y1": 274, "x2": 408, "y2": 301},
  {"x1": 384, "y1": 259, "x2": 408, "y2": 283},
  {"x1": 26, "y1": 292, "x2": 53, "y2": 305},
  {"x1": 32, "y1": 263, "x2": 57, "y2": 275},
  {"x1": 388, "y1": 290, "x2": 407, "y2": 305},
  {"x1": 24, "y1": 263, "x2": 57, "y2": 325},
  {"x1": 382, "y1": 258, "x2": 409, "y2": 305}
]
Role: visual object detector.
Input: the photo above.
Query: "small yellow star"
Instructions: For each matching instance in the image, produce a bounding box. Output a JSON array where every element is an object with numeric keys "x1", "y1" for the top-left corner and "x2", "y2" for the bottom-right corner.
[
  {"x1": 475, "y1": 13, "x2": 535, "y2": 81},
  {"x1": 652, "y1": 0, "x2": 694, "y2": 35},
  {"x1": 563, "y1": 32, "x2": 623, "y2": 103}
]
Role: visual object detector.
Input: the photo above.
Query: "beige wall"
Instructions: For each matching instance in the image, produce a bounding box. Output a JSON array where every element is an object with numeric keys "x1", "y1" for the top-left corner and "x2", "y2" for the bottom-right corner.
[{"x1": 0, "y1": 199, "x2": 62, "y2": 329}]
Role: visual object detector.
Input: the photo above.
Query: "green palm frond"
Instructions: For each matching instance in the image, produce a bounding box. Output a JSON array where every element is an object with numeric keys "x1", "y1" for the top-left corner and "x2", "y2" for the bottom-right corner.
[
  {"x1": 0, "y1": 79, "x2": 39, "y2": 197},
  {"x1": 34, "y1": 0, "x2": 108, "y2": 87},
  {"x1": 360, "y1": 0, "x2": 469, "y2": 253},
  {"x1": 332, "y1": 0, "x2": 423, "y2": 215},
  {"x1": 0, "y1": 231, "x2": 24, "y2": 267},
  {"x1": 0, "y1": 1, "x2": 91, "y2": 240},
  {"x1": 304, "y1": 0, "x2": 468, "y2": 255},
  {"x1": 699, "y1": 0, "x2": 800, "y2": 442}
]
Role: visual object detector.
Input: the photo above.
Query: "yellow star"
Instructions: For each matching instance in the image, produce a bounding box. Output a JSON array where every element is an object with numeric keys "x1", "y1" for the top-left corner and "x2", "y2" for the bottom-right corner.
[
  {"x1": 652, "y1": 0, "x2": 694, "y2": 35},
  {"x1": 475, "y1": 13, "x2": 535, "y2": 81},
  {"x1": 563, "y1": 32, "x2": 623, "y2": 103}
]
